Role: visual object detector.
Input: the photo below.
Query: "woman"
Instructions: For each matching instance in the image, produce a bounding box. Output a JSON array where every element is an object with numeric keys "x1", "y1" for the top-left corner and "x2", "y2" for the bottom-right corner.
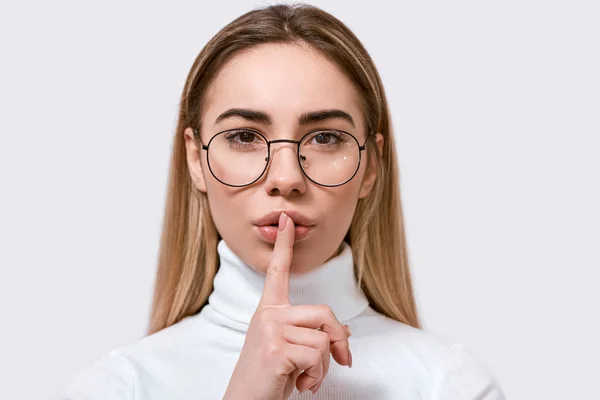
[{"x1": 58, "y1": 3, "x2": 505, "y2": 399}]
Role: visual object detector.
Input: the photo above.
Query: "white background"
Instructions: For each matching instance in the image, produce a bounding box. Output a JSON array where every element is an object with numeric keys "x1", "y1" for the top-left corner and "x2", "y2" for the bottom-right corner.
[{"x1": 1, "y1": 1, "x2": 598, "y2": 399}]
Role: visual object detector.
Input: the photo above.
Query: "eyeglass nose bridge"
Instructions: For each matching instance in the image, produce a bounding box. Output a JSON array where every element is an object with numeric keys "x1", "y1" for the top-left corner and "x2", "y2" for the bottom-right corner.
[{"x1": 264, "y1": 138, "x2": 306, "y2": 163}]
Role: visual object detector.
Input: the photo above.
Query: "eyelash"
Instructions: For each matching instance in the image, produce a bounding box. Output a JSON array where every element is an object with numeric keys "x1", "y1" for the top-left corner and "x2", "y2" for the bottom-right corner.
[{"x1": 223, "y1": 128, "x2": 344, "y2": 139}]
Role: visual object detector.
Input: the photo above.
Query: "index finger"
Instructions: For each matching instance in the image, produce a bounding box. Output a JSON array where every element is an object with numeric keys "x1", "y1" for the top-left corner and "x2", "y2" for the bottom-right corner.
[{"x1": 258, "y1": 212, "x2": 295, "y2": 307}]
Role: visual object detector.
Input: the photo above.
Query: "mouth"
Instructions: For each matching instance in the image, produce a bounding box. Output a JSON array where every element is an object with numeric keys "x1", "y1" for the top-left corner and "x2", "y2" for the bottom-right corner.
[
  {"x1": 252, "y1": 210, "x2": 316, "y2": 243},
  {"x1": 253, "y1": 224, "x2": 314, "y2": 243}
]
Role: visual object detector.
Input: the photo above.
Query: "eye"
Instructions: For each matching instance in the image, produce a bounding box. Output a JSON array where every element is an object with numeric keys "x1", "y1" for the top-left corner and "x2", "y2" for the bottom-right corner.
[
  {"x1": 224, "y1": 130, "x2": 262, "y2": 144},
  {"x1": 305, "y1": 131, "x2": 345, "y2": 146}
]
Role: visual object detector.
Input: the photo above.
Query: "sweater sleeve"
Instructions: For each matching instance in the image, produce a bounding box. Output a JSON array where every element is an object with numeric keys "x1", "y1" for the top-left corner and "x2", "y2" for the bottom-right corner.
[
  {"x1": 55, "y1": 350, "x2": 135, "y2": 400},
  {"x1": 429, "y1": 342, "x2": 506, "y2": 400}
]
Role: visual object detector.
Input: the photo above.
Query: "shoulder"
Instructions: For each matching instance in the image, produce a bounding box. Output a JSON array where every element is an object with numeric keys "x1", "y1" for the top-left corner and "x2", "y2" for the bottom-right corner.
[
  {"x1": 56, "y1": 349, "x2": 135, "y2": 400},
  {"x1": 349, "y1": 307, "x2": 452, "y2": 363},
  {"x1": 56, "y1": 316, "x2": 199, "y2": 400},
  {"x1": 349, "y1": 307, "x2": 506, "y2": 399},
  {"x1": 428, "y1": 342, "x2": 506, "y2": 399}
]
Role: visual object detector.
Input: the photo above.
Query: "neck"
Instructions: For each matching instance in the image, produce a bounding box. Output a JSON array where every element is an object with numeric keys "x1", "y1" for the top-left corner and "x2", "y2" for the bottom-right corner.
[{"x1": 205, "y1": 239, "x2": 370, "y2": 330}]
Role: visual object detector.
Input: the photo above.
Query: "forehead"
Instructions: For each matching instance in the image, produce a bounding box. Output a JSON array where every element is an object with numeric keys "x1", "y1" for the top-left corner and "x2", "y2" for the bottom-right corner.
[{"x1": 203, "y1": 43, "x2": 364, "y2": 128}]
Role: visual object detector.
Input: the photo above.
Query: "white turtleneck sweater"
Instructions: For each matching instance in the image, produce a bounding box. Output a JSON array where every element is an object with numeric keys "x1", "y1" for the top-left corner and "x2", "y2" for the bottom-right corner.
[{"x1": 57, "y1": 240, "x2": 505, "y2": 399}]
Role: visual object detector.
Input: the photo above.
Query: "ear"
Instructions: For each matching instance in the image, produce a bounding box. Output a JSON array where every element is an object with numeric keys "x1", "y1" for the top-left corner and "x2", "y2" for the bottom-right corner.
[
  {"x1": 358, "y1": 133, "x2": 384, "y2": 199},
  {"x1": 183, "y1": 127, "x2": 207, "y2": 193}
]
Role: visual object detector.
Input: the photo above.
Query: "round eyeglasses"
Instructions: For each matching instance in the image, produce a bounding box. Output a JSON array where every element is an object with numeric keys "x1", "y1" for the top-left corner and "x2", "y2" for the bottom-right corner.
[{"x1": 192, "y1": 128, "x2": 372, "y2": 187}]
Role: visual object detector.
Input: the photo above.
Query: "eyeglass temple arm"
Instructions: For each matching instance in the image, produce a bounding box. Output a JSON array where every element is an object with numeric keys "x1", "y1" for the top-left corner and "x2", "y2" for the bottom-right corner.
[
  {"x1": 192, "y1": 128, "x2": 209, "y2": 150},
  {"x1": 359, "y1": 129, "x2": 374, "y2": 151}
]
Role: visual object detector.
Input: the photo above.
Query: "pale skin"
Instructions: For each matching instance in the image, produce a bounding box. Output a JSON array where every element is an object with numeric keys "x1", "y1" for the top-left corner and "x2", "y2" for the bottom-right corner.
[{"x1": 184, "y1": 43, "x2": 384, "y2": 398}]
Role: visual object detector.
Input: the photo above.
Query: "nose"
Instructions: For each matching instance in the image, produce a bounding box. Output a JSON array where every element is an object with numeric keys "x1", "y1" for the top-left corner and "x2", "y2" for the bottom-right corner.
[{"x1": 263, "y1": 142, "x2": 307, "y2": 197}]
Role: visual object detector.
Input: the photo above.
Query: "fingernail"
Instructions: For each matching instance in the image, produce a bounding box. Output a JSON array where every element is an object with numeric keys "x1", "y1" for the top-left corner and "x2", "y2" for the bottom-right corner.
[
  {"x1": 344, "y1": 324, "x2": 352, "y2": 336},
  {"x1": 278, "y1": 212, "x2": 287, "y2": 232},
  {"x1": 348, "y1": 349, "x2": 353, "y2": 368}
]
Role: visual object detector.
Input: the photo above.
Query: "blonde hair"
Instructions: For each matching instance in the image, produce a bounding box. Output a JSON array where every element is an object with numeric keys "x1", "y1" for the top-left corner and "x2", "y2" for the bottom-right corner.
[{"x1": 147, "y1": 3, "x2": 421, "y2": 335}]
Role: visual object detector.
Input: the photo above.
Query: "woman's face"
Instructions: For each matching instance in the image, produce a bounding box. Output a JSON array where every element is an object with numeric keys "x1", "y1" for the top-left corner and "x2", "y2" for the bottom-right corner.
[{"x1": 184, "y1": 43, "x2": 383, "y2": 274}]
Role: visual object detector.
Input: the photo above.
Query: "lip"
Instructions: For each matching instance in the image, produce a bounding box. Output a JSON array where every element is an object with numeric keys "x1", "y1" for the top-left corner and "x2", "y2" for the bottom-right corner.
[
  {"x1": 253, "y1": 210, "x2": 316, "y2": 244},
  {"x1": 254, "y1": 224, "x2": 314, "y2": 243},
  {"x1": 253, "y1": 210, "x2": 316, "y2": 228}
]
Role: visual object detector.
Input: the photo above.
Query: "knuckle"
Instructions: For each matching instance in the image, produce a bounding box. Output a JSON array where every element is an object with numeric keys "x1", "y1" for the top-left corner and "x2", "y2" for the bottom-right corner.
[
  {"x1": 256, "y1": 306, "x2": 276, "y2": 323},
  {"x1": 263, "y1": 319, "x2": 281, "y2": 339},
  {"x1": 318, "y1": 304, "x2": 334, "y2": 317},
  {"x1": 266, "y1": 262, "x2": 281, "y2": 278},
  {"x1": 265, "y1": 342, "x2": 280, "y2": 356},
  {"x1": 251, "y1": 311, "x2": 281, "y2": 337},
  {"x1": 309, "y1": 347, "x2": 322, "y2": 365},
  {"x1": 317, "y1": 331, "x2": 330, "y2": 348},
  {"x1": 264, "y1": 340, "x2": 284, "y2": 361}
]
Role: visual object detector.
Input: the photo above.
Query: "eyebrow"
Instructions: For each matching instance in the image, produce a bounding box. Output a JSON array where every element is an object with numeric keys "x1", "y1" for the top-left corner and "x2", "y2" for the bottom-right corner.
[{"x1": 214, "y1": 108, "x2": 356, "y2": 128}]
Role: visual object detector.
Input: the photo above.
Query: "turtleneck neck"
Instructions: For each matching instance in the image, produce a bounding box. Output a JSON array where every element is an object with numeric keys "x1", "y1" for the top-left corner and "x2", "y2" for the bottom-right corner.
[{"x1": 204, "y1": 239, "x2": 370, "y2": 331}]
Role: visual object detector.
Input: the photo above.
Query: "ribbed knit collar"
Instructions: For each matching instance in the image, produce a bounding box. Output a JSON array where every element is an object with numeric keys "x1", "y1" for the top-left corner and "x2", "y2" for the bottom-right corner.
[{"x1": 203, "y1": 239, "x2": 370, "y2": 331}]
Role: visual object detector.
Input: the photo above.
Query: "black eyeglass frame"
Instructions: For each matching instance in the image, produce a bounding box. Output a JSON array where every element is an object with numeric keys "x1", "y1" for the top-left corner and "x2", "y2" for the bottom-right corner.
[{"x1": 192, "y1": 127, "x2": 373, "y2": 188}]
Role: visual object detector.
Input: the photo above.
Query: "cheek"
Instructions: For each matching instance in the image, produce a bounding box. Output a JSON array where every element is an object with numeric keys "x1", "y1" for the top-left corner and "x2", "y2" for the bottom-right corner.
[
  {"x1": 201, "y1": 157, "x2": 232, "y2": 208},
  {"x1": 202, "y1": 173, "x2": 245, "y2": 236},
  {"x1": 341, "y1": 164, "x2": 367, "y2": 199},
  {"x1": 336, "y1": 167, "x2": 366, "y2": 220},
  {"x1": 317, "y1": 182, "x2": 362, "y2": 230}
]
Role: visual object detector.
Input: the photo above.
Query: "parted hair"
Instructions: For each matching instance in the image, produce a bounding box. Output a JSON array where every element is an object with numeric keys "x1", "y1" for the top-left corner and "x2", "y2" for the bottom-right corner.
[{"x1": 147, "y1": 3, "x2": 421, "y2": 335}]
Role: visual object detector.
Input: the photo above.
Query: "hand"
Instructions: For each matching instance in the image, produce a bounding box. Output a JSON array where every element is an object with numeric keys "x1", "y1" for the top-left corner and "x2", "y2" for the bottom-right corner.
[{"x1": 223, "y1": 212, "x2": 352, "y2": 400}]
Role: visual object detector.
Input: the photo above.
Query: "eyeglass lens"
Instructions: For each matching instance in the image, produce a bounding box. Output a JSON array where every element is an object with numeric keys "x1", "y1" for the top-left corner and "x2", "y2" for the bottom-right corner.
[{"x1": 206, "y1": 130, "x2": 361, "y2": 186}]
